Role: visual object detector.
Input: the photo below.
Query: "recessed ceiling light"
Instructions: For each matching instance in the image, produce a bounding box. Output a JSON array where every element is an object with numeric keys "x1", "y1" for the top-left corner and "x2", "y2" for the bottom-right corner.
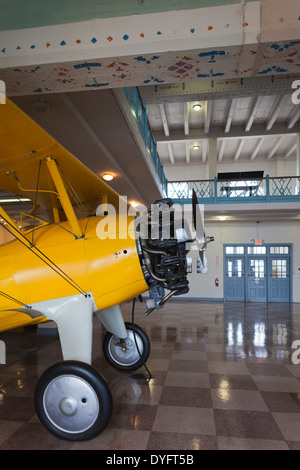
[
  {"x1": 31, "y1": 98, "x2": 50, "y2": 113},
  {"x1": 193, "y1": 104, "x2": 201, "y2": 111},
  {"x1": 102, "y1": 173, "x2": 114, "y2": 181},
  {"x1": 193, "y1": 144, "x2": 200, "y2": 150}
]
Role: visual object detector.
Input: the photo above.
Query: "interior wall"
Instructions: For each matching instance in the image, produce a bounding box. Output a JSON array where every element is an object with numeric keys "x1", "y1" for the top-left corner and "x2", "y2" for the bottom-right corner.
[
  {"x1": 182, "y1": 220, "x2": 300, "y2": 303},
  {"x1": 164, "y1": 158, "x2": 297, "y2": 181}
]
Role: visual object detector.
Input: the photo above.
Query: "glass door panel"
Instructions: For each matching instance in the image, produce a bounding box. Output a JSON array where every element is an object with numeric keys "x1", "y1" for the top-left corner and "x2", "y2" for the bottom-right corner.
[{"x1": 247, "y1": 258, "x2": 267, "y2": 302}]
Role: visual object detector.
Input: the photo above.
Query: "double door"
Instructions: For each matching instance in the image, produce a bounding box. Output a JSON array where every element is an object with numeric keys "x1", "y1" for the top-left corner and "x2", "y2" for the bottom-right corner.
[{"x1": 224, "y1": 245, "x2": 291, "y2": 302}]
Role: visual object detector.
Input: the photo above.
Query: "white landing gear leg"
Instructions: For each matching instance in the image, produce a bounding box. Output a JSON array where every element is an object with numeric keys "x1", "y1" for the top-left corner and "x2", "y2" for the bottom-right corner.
[
  {"x1": 31, "y1": 294, "x2": 113, "y2": 441},
  {"x1": 96, "y1": 304, "x2": 150, "y2": 372}
]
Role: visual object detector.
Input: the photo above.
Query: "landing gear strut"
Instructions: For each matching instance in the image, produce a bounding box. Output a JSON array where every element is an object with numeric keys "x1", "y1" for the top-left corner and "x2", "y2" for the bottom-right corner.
[{"x1": 103, "y1": 322, "x2": 150, "y2": 371}]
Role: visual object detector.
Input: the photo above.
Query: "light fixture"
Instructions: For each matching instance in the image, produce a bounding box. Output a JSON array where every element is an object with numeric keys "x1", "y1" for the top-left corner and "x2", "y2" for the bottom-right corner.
[
  {"x1": 130, "y1": 201, "x2": 139, "y2": 207},
  {"x1": 31, "y1": 98, "x2": 50, "y2": 113},
  {"x1": 219, "y1": 216, "x2": 227, "y2": 221},
  {"x1": 193, "y1": 104, "x2": 201, "y2": 111},
  {"x1": 102, "y1": 173, "x2": 114, "y2": 182},
  {"x1": 193, "y1": 144, "x2": 200, "y2": 150}
]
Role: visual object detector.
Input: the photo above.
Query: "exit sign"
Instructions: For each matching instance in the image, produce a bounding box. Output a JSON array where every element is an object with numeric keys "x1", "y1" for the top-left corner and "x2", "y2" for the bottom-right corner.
[{"x1": 255, "y1": 239, "x2": 263, "y2": 245}]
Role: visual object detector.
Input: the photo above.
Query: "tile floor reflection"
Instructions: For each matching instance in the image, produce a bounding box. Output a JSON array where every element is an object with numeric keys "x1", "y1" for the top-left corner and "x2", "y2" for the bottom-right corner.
[{"x1": 1, "y1": 300, "x2": 300, "y2": 450}]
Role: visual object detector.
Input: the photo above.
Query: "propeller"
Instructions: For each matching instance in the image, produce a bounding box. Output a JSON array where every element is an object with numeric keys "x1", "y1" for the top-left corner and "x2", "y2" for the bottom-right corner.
[{"x1": 191, "y1": 189, "x2": 214, "y2": 265}]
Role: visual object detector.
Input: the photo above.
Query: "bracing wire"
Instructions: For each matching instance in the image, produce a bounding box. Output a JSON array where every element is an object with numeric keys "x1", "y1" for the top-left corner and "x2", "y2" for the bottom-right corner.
[
  {"x1": 0, "y1": 215, "x2": 87, "y2": 297},
  {"x1": 0, "y1": 290, "x2": 30, "y2": 308}
]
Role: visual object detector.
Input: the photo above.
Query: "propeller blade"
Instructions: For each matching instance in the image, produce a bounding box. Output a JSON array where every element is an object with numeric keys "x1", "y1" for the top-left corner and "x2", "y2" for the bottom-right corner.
[
  {"x1": 192, "y1": 188, "x2": 198, "y2": 232},
  {"x1": 191, "y1": 189, "x2": 205, "y2": 242}
]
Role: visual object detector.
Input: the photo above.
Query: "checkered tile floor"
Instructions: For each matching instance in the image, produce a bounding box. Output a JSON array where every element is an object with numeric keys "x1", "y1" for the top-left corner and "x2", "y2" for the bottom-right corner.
[{"x1": 1, "y1": 300, "x2": 300, "y2": 450}]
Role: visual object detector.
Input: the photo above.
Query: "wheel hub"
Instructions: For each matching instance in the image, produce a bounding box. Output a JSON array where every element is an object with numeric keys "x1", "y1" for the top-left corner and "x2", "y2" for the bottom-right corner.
[
  {"x1": 59, "y1": 396, "x2": 78, "y2": 417},
  {"x1": 43, "y1": 374, "x2": 99, "y2": 434},
  {"x1": 110, "y1": 331, "x2": 143, "y2": 366}
]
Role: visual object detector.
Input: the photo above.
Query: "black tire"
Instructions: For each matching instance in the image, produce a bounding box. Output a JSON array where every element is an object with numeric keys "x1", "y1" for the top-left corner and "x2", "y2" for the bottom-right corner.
[
  {"x1": 103, "y1": 322, "x2": 150, "y2": 371},
  {"x1": 34, "y1": 361, "x2": 112, "y2": 441}
]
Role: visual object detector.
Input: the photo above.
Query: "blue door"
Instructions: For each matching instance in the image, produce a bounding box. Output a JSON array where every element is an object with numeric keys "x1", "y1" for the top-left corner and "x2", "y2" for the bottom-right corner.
[
  {"x1": 247, "y1": 257, "x2": 267, "y2": 302},
  {"x1": 268, "y1": 257, "x2": 290, "y2": 302},
  {"x1": 224, "y1": 257, "x2": 245, "y2": 301}
]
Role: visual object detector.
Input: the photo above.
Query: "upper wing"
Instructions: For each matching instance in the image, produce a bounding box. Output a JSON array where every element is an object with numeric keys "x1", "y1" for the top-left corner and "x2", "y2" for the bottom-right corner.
[{"x1": 0, "y1": 98, "x2": 121, "y2": 223}]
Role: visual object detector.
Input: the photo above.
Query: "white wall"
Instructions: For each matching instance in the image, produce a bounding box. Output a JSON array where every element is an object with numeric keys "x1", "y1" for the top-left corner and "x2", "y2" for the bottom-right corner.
[
  {"x1": 183, "y1": 220, "x2": 300, "y2": 302},
  {"x1": 165, "y1": 158, "x2": 297, "y2": 181}
]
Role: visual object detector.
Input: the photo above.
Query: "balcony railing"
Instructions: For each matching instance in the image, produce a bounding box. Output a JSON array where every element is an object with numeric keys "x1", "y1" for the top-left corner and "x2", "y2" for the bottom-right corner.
[
  {"x1": 124, "y1": 87, "x2": 168, "y2": 196},
  {"x1": 167, "y1": 176, "x2": 300, "y2": 204}
]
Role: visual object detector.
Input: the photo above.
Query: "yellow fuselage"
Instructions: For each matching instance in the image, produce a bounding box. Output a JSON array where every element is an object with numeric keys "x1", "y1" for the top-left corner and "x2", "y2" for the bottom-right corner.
[{"x1": 0, "y1": 215, "x2": 147, "y2": 313}]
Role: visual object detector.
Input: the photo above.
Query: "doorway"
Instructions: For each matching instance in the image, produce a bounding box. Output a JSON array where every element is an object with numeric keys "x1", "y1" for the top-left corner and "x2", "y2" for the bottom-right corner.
[{"x1": 224, "y1": 244, "x2": 292, "y2": 302}]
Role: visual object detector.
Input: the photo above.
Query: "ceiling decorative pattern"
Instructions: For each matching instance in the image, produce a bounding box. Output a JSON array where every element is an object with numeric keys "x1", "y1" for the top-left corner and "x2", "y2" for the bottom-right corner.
[
  {"x1": 0, "y1": 1, "x2": 300, "y2": 96},
  {"x1": 1, "y1": 40, "x2": 300, "y2": 97}
]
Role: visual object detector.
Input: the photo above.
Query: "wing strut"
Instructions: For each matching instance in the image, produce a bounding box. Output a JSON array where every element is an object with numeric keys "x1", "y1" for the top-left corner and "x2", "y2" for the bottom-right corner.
[{"x1": 45, "y1": 156, "x2": 83, "y2": 239}]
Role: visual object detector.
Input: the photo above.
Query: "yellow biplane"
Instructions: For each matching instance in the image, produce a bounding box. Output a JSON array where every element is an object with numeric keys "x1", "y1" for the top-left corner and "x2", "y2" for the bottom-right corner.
[{"x1": 0, "y1": 98, "x2": 213, "y2": 441}]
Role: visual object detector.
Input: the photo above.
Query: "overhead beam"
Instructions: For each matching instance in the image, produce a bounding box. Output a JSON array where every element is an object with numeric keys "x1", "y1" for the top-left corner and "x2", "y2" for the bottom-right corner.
[
  {"x1": 287, "y1": 105, "x2": 300, "y2": 130},
  {"x1": 250, "y1": 137, "x2": 264, "y2": 160},
  {"x1": 185, "y1": 142, "x2": 190, "y2": 163},
  {"x1": 266, "y1": 95, "x2": 288, "y2": 131},
  {"x1": 204, "y1": 101, "x2": 213, "y2": 134},
  {"x1": 234, "y1": 139, "x2": 244, "y2": 161},
  {"x1": 183, "y1": 103, "x2": 189, "y2": 136},
  {"x1": 159, "y1": 104, "x2": 169, "y2": 137},
  {"x1": 140, "y1": 75, "x2": 300, "y2": 105},
  {"x1": 202, "y1": 140, "x2": 208, "y2": 163},
  {"x1": 218, "y1": 140, "x2": 226, "y2": 162},
  {"x1": 167, "y1": 142, "x2": 174, "y2": 164},
  {"x1": 225, "y1": 98, "x2": 237, "y2": 133},
  {"x1": 284, "y1": 143, "x2": 297, "y2": 159},
  {"x1": 153, "y1": 122, "x2": 299, "y2": 143},
  {"x1": 245, "y1": 96, "x2": 263, "y2": 132},
  {"x1": 267, "y1": 136, "x2": 284, "y2": 160}
]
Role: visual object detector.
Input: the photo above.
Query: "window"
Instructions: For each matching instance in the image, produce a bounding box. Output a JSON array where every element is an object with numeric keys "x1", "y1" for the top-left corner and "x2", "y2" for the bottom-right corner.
[
  {"x1": 227, "y1": 259, "x2": 243, "y2": 277},
  {"x1": 247, "y1": 246, "x2": 267, "y2": 255},
  {"x1": 270, "y1": 246, "x2": 289, "y2": 255},
  {"x1": 225, "y1": 246, "x2": 244, "y2": 254},
  {"x1": 249, "y1": 259, "x2": 265, "y2": 278},
  {"x1": 272, "y1": 259, "x2": 287, "y2": 278}
]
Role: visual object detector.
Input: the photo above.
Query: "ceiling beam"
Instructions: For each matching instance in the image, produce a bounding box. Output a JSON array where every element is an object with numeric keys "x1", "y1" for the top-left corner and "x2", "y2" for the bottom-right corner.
[
  {"x1": 234, "y1": 139, "x2": 244, "y2": 161},
  {"x1": 140, "y1": 75, "x2": 300, "y2": 105},
  {"x1": 185, "y1": 142, "x2": 190, "y2": 163},
  {"x1": 266, "y1": 95, "x2": 288, "y2": 131},
  {"x1": 159, "y1": 103, "x2": 169, "y2": 136},
  {"x1": 167, "y1": 142, "x2": 174, "y2": 164},
  {"x1": 267, "y1": 135, "x2": 284, "y2": 160},
  {"x1": 218, "y1": 139, "x2": 226, "y2": 162},
  {"x1": 284, "y1": 142, "x2": 297, "y2": 159},
  {"x1": 204, "y1": 101, "x2": 213, "y2": 134},
  {"x1": 153, "y1": 122, "x2": 299, "y2": 143},
  {"x1": 287, "y1": 104, "x2": 300, "y2": 130},
  {"x1": 225, "y1": 98, "x2": 237, "y2": 133},
  {"x1": 202, "y1": 140, "x2": 208, "y2": 163},
  {"x1": 183, "y1": 102, "x2": 189, "y2": 136},
  {"x1": 245, "y1": 96, "x2": 263, "y2": 132},
  {"x1": 250, "y1": 137, "x2": 264, "y2": 160}
]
